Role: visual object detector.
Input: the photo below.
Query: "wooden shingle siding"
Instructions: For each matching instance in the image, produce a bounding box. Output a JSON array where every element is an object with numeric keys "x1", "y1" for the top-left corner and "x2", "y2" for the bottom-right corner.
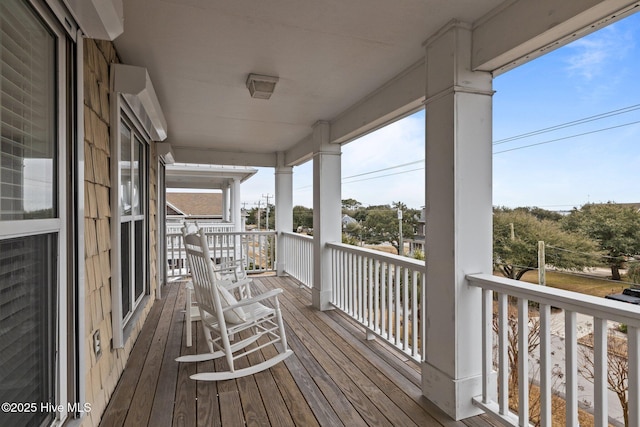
[{"x1": 81, "y1": 38, "x2": 159, "y2": 426}]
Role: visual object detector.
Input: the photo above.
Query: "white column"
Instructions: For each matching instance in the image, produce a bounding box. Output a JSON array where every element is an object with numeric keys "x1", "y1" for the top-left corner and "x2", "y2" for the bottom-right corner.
[
  {"x1": 312, "y1": 121, "x2": 341, "y2": 310},
  {"x1": 221, "y1": 184, "x2": 230, "y2": 222},
  {"x1": 421, "y1": 20, "x2": 493, "y2": 420},
  {"x1": 230, "y1": 177, "x2": 241, "y2": 232},
  {"x1": 275, "y1": 152, "x2": 293, "y2": 276}
]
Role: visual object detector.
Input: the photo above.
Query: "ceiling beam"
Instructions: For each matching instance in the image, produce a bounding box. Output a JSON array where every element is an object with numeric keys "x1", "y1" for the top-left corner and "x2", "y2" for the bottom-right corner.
[
  {"x1": 283, "y1": 134, "x2": 314, "y2": 167},
  {"x1": 284, "y1": 59, "x2": 425, "y2": 167},
  {"x1": 472, "y1": 0, "x2": 640, "y2": 75},
  {"x1": 329, "y1": 59, "x2": 425, "y2": 145},
  {"x1": 172, "y1": 147, "x2": 277, "y2": 167}
]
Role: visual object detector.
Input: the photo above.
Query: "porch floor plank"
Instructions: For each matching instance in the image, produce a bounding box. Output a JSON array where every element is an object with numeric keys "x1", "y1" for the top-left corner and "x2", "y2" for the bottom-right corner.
[
  {"x1": 148, "y1": 281, "x2": 187, "y2": 427},
  {"x1": 124, "y1": 281, "x2": 181, "y2": 427},
  {"x1": 99, "y1": 276, "x2": 496, "y2": 427},
  {"x1": 99, "y1": 286, "x2": 172, "y2": 427}
]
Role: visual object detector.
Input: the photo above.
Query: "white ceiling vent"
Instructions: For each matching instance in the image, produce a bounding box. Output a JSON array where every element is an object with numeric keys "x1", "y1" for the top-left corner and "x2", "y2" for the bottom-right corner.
[{"x1": 246, "y1": 74, "x2": 279, "y2": 100}]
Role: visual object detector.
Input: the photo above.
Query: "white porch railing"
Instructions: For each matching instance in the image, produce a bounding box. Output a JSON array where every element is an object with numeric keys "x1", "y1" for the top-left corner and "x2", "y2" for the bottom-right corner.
[
  {"x1": 280, "y1": 231, "x2": 313, "y2": 287},
  {"x1": 166, "y1": 222, "x2": 235, "y2": 235},
  {"x1": 166, "y1": 229, "x2": 276, "y2": 277},
  {"x1": 468, "y1": 273, "x2": 640, "y2": 427},
  {"x1": 327, "y1": 242, "x2": 425, "y2": 361}
]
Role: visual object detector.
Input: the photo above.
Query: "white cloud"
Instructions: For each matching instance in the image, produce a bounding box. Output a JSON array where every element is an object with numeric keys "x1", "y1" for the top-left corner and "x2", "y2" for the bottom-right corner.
[{"x1": 564, "y1": 24, "x2": 633, "y2": 81}]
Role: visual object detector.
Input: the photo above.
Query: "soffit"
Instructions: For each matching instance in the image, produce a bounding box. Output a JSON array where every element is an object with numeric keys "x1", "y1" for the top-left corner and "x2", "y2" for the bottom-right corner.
[{"x1": 113, "y1": 0, "x2": 505, "y2": 158}]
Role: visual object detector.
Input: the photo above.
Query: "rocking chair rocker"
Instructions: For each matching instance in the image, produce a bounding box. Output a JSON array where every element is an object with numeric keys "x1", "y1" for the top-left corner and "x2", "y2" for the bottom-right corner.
[{"x1": 176, "y1": 228, "x2": 293, "y2": 381}]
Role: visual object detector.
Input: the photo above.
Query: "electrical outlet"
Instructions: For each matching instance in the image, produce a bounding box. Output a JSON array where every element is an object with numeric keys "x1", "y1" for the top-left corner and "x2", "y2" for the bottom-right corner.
[{"x1": 93, "y1": 329, "x2": 102, "y2": 358}]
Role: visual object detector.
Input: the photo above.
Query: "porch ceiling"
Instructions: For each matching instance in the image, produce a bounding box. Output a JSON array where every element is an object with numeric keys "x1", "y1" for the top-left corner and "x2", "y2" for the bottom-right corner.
[
  {"x1": 112, "y1": 0, "x2": 637, "y2": 167},
  {"x1": 165, "y1": 163, "x2": 258, "y2": 189},
  {"x1": 113, "y1": 0, "x2": 503, "y2": 162}
]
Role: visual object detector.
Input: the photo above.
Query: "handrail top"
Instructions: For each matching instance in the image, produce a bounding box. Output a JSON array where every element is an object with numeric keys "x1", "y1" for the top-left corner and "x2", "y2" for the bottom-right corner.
[
  {"x1": 327, "y1": 241, "x2": 425, "y2": 270},
  {"x1": 167, "y1": 230, "x2": 276, "y2": 236},
  {"x1": 280, "y1": 231, "x2": 313, "y2": 240},
  {"x1": 467, "y1": 273, "x2": 640, "y2": 327}
]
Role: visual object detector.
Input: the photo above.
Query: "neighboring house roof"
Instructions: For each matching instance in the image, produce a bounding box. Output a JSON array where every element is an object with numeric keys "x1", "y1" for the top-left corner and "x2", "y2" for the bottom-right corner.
[
  {"x1": 166, "y1": 202, "x2": 184, "y2": 216},
  {"x1": 166, "y1": 192, "x2": 222, "y2": 217}
]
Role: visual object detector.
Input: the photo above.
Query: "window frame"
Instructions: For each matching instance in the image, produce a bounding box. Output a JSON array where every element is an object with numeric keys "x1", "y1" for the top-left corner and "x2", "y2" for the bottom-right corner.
[
  {"x1": 111, "y1": 94, "x2": 151, "y2": 347},
  {"x1": 0, "y1": 0, "x2": 76, "y2": 424}
]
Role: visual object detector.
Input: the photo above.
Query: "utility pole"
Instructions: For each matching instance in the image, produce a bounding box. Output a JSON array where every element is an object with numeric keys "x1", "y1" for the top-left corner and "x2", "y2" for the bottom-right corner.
[
  {"x1": 256, "y1": 200, "x2": 262, "y2": 230},
  {"x1": 397, "y1": 208, "x2": 403, "y2": 256},
  {"x1": 538, "y1": 240, "x2": 546, "y2": 286},
  {"x1": 262, "y1": 193, "x2": 273, "y2": 230}
]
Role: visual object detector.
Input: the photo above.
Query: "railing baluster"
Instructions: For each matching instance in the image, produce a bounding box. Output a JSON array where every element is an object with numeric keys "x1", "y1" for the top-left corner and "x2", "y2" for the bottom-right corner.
[
  {"x1": 387, "y1": 262, "x2": 396, "y2": 340},
  {"x1": 593, "y1": 317, "x2": 608, "y2": 427},
  {"x1": 539, "y1": 303, "x2": 551, "y2": 427},
  {"x1": 518, "y1": 297, "x2": 529, "y2": 427},
  {"x1": 358, "y1": 254, "x2": 363, "y2": 322},
  {"x1": 565, "y1": 310, "x2": 578, "y2": 427},
  {"x1": 482, "y1": 288, "x2": 492, "y2": 404},
  {"x1": 629, "y1": 326, "x2": 640, "y2": 427},
  {"x1": 498, "y1": 293, "x2": 508, "y2": 415},
  {"x1": 379, "y1": 262, "x2": 387, "y2": 337},
  {"x1": 368, "y1": 258, "x2": 374, "y2": 330},
  {"x1": 411, "y1": 270, "x2": 418, "y2": 357},
  {"x1": 403, "y1": 267, "x2": 409, "y2": 351},
  {"x1": 395, "y1": 264, "x2": 401, "y2": 346}
]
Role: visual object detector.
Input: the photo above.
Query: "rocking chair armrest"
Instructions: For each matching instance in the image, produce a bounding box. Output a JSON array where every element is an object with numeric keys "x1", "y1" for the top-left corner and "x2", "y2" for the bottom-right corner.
[
  {"x1": 222, "y1": 288, "x2": 283, "y2": 311},
  {"x1": 215, "y1": 259, "x2": 244, "y2": 272},
  {"x1": 214, "y1": 264, "x2": 239, "y2": 274},
  {"x1": 222, "y1": 278, "x2": 252, "y2": 291}
]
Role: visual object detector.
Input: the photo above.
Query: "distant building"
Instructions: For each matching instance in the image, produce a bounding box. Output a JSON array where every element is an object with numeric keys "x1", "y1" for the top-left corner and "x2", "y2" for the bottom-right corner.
[
  {"x1": 342, "y1": 214, "x2": 357, "y2": 229},
  {"x1": 166, "y1": 192, "x2": 223, "y2": 223}
]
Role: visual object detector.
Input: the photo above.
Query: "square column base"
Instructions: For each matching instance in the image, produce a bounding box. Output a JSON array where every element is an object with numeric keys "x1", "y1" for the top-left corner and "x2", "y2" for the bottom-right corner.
[
  {"x1": 311, "y1": 288, "x2": 333, "y2": 311},
  {"x1": 422, "y1": 361, "x2": 485, "y2": 420},
  {"x1": 276, "y1": 262, "x2": 286, "y2": 277}
]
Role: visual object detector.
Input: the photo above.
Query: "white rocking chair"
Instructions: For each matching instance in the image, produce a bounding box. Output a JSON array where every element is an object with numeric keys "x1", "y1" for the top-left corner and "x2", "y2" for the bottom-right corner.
[
  {"x1": 182, "y1": 222, "x2": 253, "y2": 347},
  {"x1": 176, "y1": 228, "x2": 293, "y2": 381}
]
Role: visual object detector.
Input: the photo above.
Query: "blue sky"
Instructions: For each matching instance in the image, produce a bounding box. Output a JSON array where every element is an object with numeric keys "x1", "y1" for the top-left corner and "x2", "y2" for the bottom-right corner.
[{"x1": 242, "y1": 12, "x2": 640, "y2": 210}]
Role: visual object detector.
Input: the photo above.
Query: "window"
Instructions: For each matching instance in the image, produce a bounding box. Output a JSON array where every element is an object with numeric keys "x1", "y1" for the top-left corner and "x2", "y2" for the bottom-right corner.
[
  {"x1": 0, "y1": 0, "x2": 70, "y2": 425},
  {"x1": 110, "y1": 63, "x2": 165, "y2": 347},
  {"x1": 119, "y1": 118, "x2": 148, "y2": 323}
]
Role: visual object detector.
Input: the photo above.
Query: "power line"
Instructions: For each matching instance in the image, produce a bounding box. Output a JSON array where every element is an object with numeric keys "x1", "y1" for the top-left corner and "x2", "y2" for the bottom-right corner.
[
  {"x1": 294, "y1": 104, "x2": 640, "y2": 190},
  {"x1": 343, "y1": 167, "x2": 423, "y2": 184},
  {"x1": 342, "y1": 159, "x2": 424, "y2": 180},
  {"x1": 493, "y1": 104, "x2": 640, "y2": 145},
  {"x1": 493, "y1": 119, "x2": 640, "y2": 155},
  {"x1": 295, "y1": 166, "x2": 424, "y2": 190}
]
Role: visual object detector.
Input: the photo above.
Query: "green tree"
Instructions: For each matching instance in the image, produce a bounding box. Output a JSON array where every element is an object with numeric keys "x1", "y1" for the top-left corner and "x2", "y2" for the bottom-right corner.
[
  {"x1": 562, "y1": 203, "x2": 640, "y2": 280},
  {"x1": 494, "y1": 208, "x2": 598, "y2": 280},
  {"x1": 513, "y1": 206, "x2": 563, "y2": 222},
  {"x1": 361, "y1": 202, "x2": 417, "y2": 255},
  {"x1": 342, "y1": 198, "x2": 362, "y2": 212},
  {"x1": 628, "y1": 262, "x2": 640, "y2": 284},
  {"x1": 293, "y1": 205, "x2": 313, "y2": 231}
]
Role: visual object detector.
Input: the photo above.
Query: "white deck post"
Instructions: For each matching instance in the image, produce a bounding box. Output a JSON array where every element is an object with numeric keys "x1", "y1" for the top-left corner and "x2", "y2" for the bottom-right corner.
[
  {"x1": 312, "y1": 121, "x2": 341, "y2": 311},
  {"x1": 275, "y1": 152, "x2": 293, "y2": 276},
  {"x1": 421, "y1": 20, "x2": 493, "y2": 420},
  {"x1": 230, "y1": 177, "x2": 241, "y2": 232},
  {"x1": 222, "y1": 184, "x2": 230, "y2": 222}
]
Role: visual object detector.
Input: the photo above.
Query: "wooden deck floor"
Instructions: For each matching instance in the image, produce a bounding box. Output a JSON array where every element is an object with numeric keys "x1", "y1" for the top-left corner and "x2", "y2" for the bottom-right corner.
[{"x1": 99, "y1": 275, "x2": 497, "y2": 427}]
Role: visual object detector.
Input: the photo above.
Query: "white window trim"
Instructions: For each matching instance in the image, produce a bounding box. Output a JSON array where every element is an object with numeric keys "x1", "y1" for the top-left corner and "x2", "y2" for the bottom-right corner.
[
  {"x1": 110, "y1": 92, "x2": 153, "y2": 348},
  {"x1": 110, "y1": 63, "x2": 166, "y2": 348},
  {"x1": 1, "y1": 1, "x2": 71, "y2": 424}
]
